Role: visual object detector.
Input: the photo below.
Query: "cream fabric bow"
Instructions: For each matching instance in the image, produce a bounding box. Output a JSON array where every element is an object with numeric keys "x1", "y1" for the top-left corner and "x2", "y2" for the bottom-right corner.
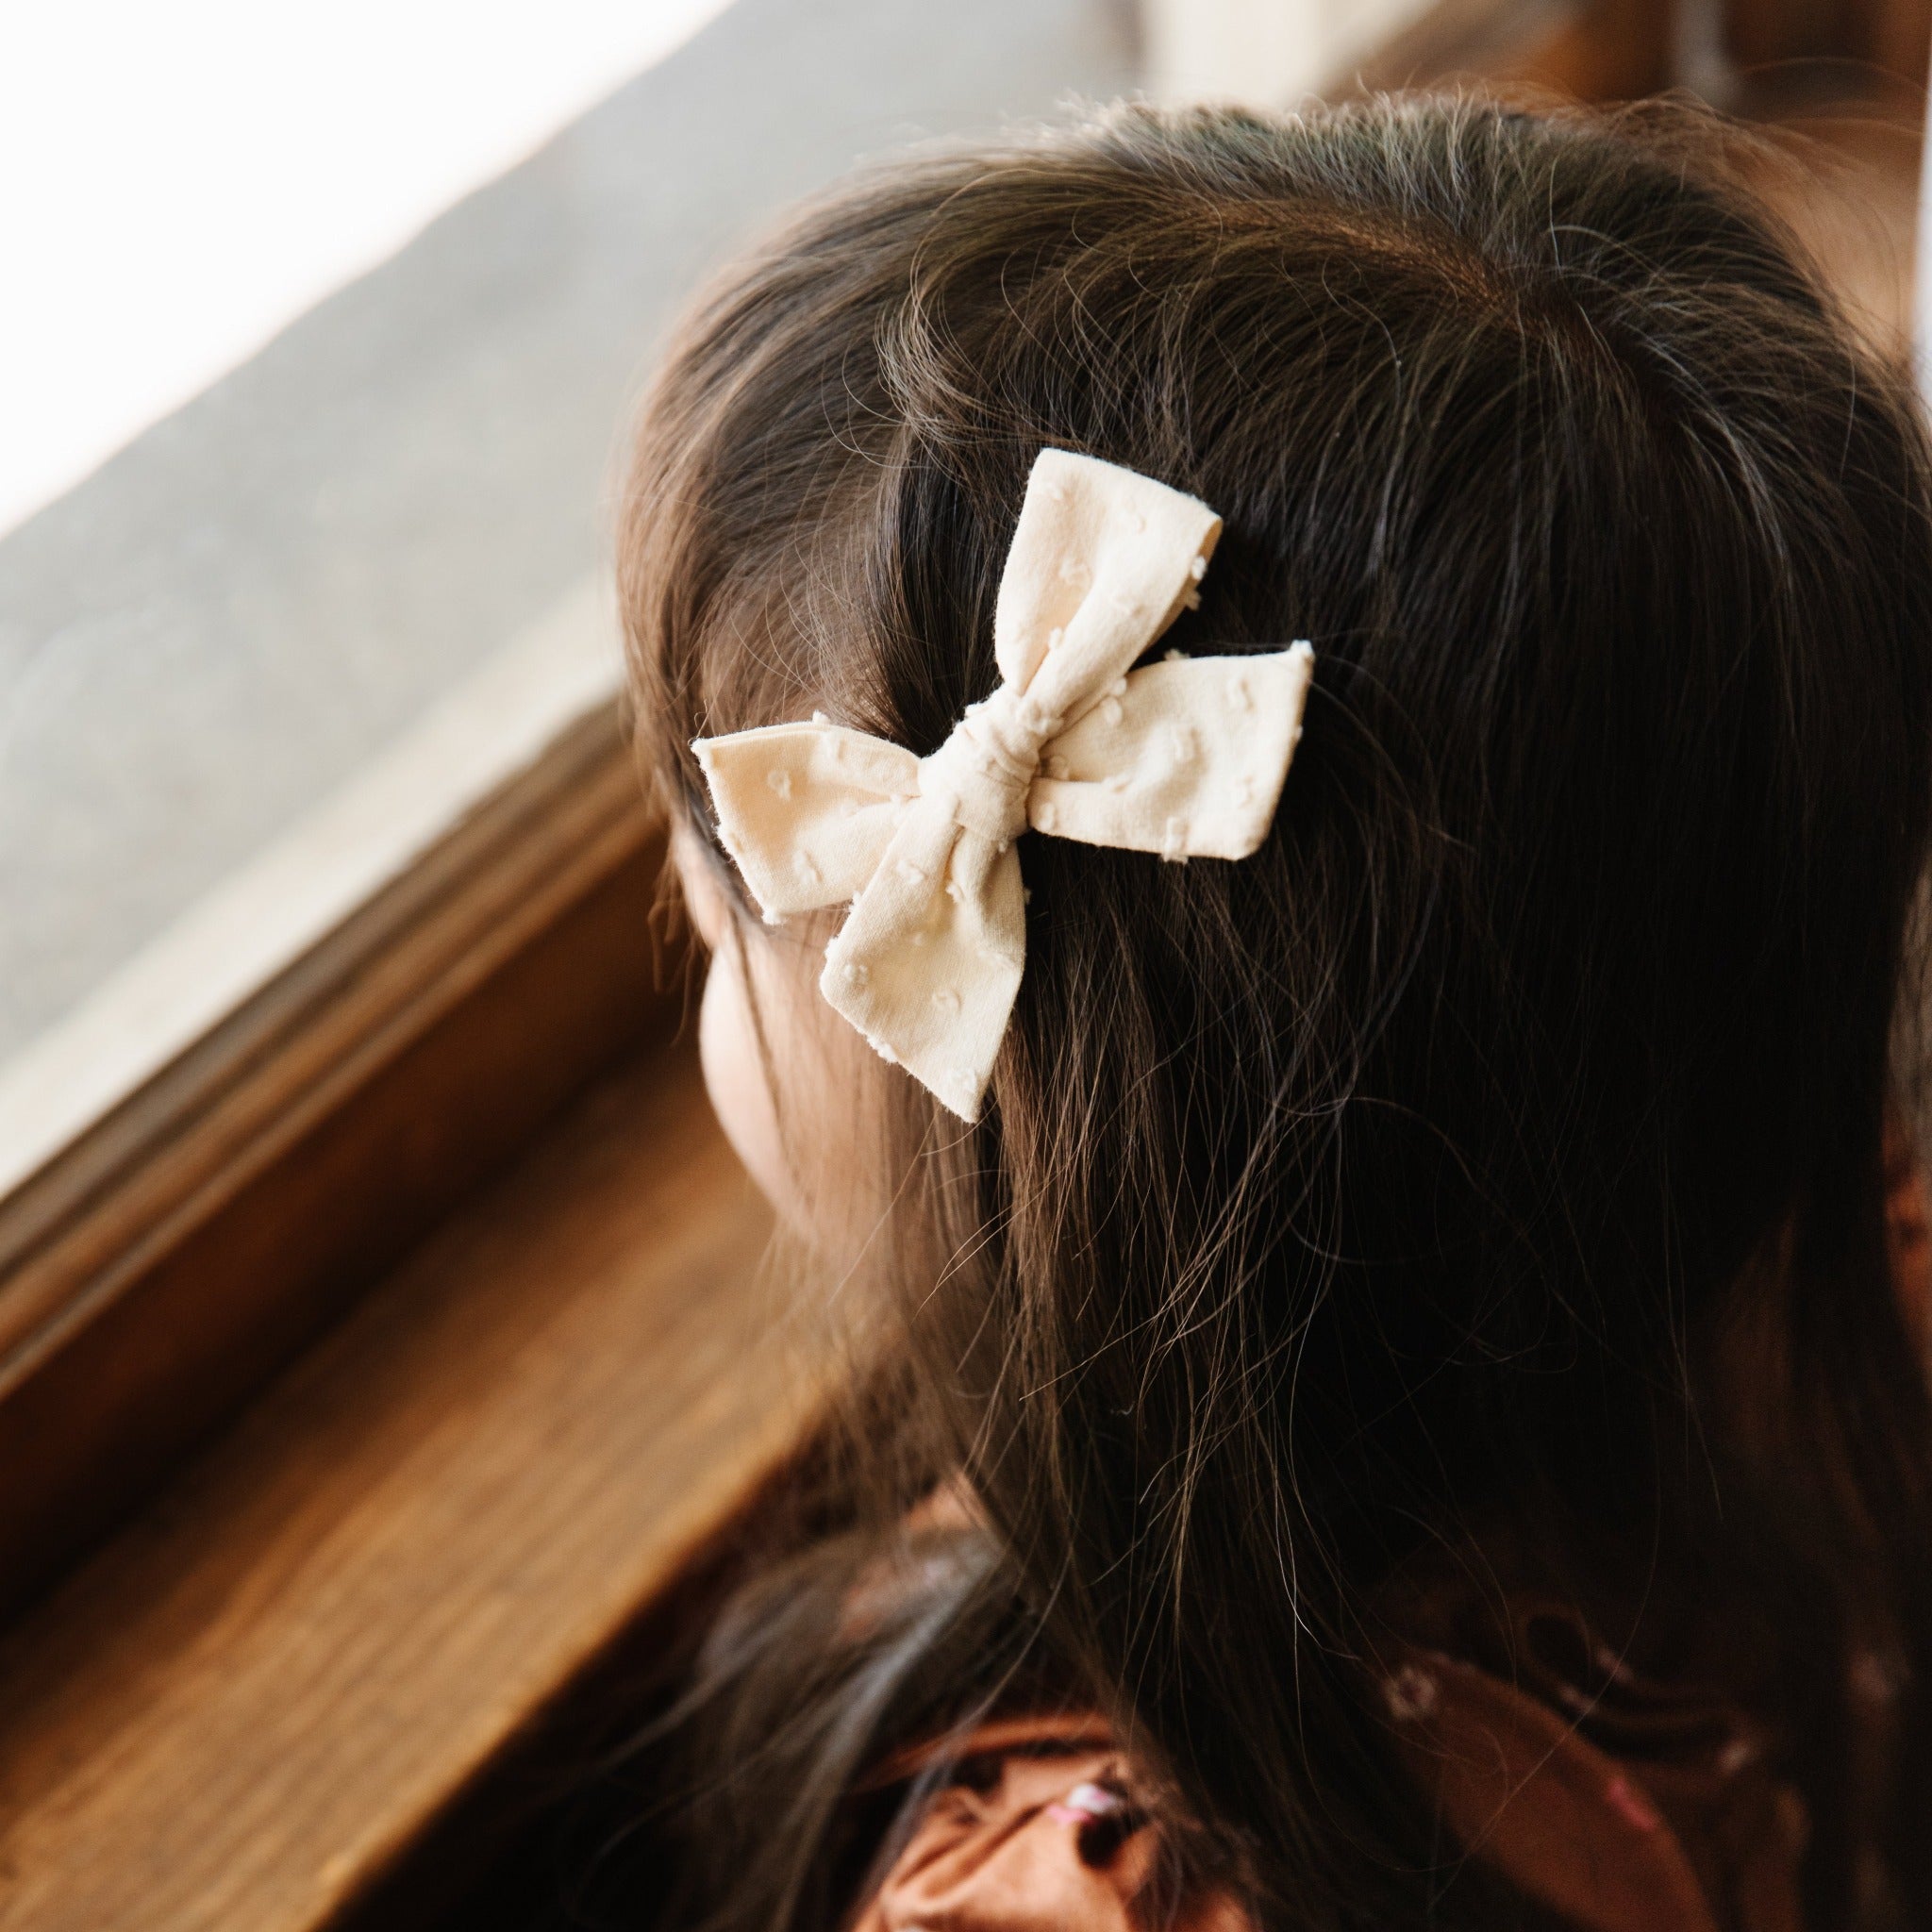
[{"x1": 693, "y1": 449, "x2": 1314, "y2": 1122}]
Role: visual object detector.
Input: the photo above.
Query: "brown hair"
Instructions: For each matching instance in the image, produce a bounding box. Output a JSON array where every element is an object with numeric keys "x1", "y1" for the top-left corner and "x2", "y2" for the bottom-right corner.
[{"x1": 620, "y1": 94, "x2": 1932, "y2": 1927}]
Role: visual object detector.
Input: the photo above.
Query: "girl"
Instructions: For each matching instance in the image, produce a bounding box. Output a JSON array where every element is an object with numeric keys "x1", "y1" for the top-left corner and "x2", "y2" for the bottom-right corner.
[{"x1": 617, "y1": 93, "x2": 1932, "y2": 1930}]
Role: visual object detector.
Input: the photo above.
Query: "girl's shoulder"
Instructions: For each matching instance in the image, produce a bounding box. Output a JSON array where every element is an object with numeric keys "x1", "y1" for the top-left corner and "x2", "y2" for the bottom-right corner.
[{"x1": 853, "y1": 1623, "x2": 1804, "y2": 1932}]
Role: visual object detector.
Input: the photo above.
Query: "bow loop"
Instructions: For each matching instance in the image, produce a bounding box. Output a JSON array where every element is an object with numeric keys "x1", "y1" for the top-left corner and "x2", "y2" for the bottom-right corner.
[{"x1": 692, "y1": 450, "x2": 1314, "y2": 1121}]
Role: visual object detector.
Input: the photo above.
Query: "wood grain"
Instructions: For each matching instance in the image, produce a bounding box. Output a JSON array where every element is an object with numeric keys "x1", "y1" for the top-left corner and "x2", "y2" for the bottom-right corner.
[
  {"x1": 0, "y1": 1043, "x2": 803, "y2": 1932},
  {"x1": 0, "y1": 705, "x2": 672, "y2": 1619}
]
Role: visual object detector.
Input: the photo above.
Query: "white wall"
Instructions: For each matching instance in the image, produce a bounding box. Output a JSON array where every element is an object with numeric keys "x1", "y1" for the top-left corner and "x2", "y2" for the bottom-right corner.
[
  {"x1": 0, "y1": 0, "x2": 731, "y2": 542},
  {"x1": 1143, "y1": 0, "x2": 1439, "y2": 106}
]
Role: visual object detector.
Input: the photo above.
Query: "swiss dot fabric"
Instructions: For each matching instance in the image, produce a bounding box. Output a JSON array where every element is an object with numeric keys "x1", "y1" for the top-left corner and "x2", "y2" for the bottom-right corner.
[{"x1": 694, "y1": 449, "x2": 1314, "y2": 1120}]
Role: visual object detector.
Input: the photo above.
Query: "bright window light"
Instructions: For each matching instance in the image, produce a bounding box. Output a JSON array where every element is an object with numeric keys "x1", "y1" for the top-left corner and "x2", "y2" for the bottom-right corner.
[{"x1": 0, "y1": 0, "x2": 732, "y2": 541}]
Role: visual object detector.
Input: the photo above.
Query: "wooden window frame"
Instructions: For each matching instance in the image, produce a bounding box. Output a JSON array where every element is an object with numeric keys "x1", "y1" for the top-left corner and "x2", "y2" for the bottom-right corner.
[
  {"x1": 0, "y1": 670, "x2": 820, "y2": 1928},
  {"x1": 0, "y1": 662, "x2": 668, "y2": 1617}
]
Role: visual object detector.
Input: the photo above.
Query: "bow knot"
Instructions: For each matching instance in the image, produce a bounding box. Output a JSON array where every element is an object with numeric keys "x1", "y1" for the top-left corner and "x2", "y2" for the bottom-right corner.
[
  {"x1": 693, "y1": 449, "x2": 1314, "y2": 1122},
  {"x1": 918, "y1": 683, "x2": 1061, "y2": 848}
]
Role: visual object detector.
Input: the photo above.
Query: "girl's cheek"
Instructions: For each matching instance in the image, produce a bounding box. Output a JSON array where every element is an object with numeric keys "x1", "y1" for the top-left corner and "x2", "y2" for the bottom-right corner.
[
  {"x1": 697, "y1": 936, "x2": 799, "y2": 1225},
  {"x1": 675, "y1": 830, "x2": 887, "y2": 1260}
]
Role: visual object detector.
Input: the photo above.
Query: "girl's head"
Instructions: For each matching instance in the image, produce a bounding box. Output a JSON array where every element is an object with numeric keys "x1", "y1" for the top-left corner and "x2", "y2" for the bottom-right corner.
[{"x1": 625, "y1": 96, "x2": 1932, "y2": 1922}]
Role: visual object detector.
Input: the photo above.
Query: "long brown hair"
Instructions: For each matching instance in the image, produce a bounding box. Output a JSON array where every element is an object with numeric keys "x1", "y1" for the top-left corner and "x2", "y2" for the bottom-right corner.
[{"x1": 620, "y1": 94, "x2": 1932, "y2": 1927}]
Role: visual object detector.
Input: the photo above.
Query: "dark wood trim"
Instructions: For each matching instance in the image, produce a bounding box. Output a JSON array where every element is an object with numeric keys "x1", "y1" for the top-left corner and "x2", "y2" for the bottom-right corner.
[
  {"x1": 1725, "y1": 0, "x2": 1932, "y2": 82},
  {"x1": 0, "y1": 701, "x2": 675, "y2": 1620},
  {"x1": 1351, "y1": 0, "x2": 1676, "y2": 97},
  {"x1": 0, "y1": 1045, "x2": 796, "y2": 1932}
]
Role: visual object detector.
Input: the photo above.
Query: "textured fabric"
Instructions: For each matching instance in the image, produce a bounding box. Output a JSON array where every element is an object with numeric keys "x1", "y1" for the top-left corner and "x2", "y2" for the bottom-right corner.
[
  {"x1": 853, "y1": 1716, "x2": 1252, "y2": 1932},
  {"x1": 693, "y1": 449, "x2": 1315, "y2": 1119},
  {"x1": 1376, "y1": 1639, "x2": 1805, "y2": 1932},
  {"x1": 853, "y1": 1657, "x2": 1806, "y2": 1932}
]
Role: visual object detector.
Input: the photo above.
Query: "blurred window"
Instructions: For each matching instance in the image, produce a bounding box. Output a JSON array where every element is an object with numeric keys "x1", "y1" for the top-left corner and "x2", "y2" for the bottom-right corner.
[
  {"x1": 0, "y1": 0, "x2": 731, "y2": 541},
  {"x1": 0, "y1": 0, "x2": 1133, "y2": 1203},
  {"x1": 0, "y1": 1, "x2": 729, "y2": 1189}
]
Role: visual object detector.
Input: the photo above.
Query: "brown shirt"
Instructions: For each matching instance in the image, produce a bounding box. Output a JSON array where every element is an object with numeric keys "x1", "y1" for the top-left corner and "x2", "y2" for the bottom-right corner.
[
  {"x1": 853, "y1": 1715, "x2": 1251, "y2": 1932},
  {"x1": 855, "y1": 1653, "x2": 1807, "y2": 1932}
]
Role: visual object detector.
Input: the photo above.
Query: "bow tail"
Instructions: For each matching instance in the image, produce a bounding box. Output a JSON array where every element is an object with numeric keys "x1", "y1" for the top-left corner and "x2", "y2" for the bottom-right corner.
[{"x1": 821, "y1": 800, "x2": 1026, "y2": 1122}]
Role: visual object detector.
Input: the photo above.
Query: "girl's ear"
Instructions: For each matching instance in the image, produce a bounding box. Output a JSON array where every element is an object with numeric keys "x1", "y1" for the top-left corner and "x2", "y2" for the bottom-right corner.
[
  {"x1": 695, "y1": 914, "x2": 796, "y2": 1225},
  {"x1": 672, "y1": 824, "x2": 733, "y2": 955},
  {"x1": 672, "y1": 822, "x2": 793, "y2": 1216},
  {"x1": 677, "y1": 820, "x2": 885, "y2": 1253}
]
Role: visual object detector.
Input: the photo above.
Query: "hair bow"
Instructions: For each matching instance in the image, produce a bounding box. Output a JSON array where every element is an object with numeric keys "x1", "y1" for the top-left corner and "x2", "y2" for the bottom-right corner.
[{"x1": 693, "y1": 449, "x2": 1314, "y2": 1122}]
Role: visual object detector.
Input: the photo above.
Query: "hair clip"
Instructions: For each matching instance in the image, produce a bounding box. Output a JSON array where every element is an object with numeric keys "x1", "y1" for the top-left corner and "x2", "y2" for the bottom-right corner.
[{"x1": 694, "y1": 448, "x2": 1313, "y2": 1121}]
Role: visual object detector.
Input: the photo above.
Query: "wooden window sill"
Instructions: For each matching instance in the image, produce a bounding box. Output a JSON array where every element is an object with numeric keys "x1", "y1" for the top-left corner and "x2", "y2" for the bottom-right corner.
[{"x1": 0, "y1": 1041, "x2": 799, "y2": 1931}]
